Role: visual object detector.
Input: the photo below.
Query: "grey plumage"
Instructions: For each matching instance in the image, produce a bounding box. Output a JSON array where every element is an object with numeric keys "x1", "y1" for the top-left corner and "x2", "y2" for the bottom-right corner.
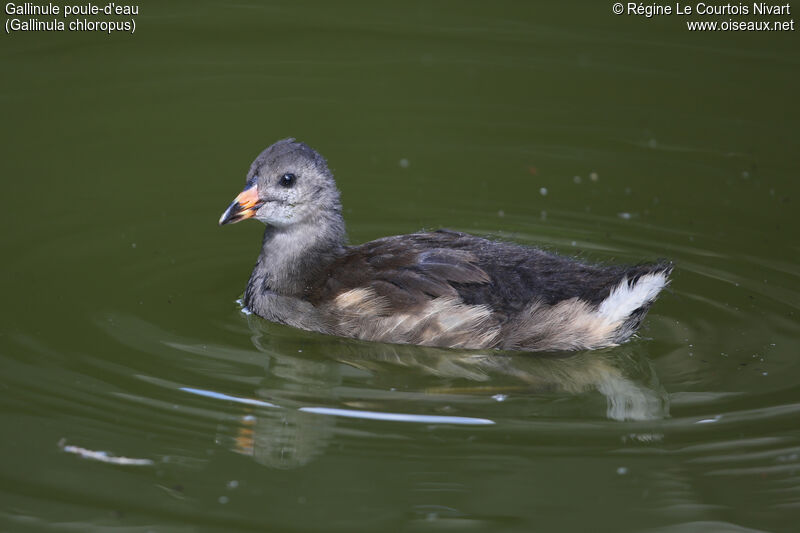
[{"x1": 220, "y1": 139, "x2": 672, "y2": 352}]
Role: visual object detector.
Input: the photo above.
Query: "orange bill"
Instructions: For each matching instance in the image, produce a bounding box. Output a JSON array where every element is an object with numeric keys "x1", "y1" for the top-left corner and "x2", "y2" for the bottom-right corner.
[{"x1": 219, "y1": 184, "x2": 264, "y2": 226}]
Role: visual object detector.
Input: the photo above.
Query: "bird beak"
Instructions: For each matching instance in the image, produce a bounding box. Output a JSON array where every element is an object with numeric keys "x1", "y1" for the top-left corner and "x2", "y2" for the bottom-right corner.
[{"x1": 219, "y1": 184, "x2": 264, "y2": 226}]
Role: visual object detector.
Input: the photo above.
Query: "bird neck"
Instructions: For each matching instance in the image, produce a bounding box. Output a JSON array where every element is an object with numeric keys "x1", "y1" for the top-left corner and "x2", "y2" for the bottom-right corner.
[{"x1": 245, "y1": 210, "x2": 346, "y2": 301}]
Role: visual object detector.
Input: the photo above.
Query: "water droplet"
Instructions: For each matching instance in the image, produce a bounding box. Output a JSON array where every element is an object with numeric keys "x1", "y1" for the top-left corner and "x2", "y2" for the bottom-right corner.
[
  {"x1": 573, "y1": 175, "x2": 582, "y2": 184},
  {"x1": 227, "y1": 480, "x2": 239, "y2": 490},
  {"x1": 218, "y1": 496, "x2": 229, "y2": 504},
  {"x1": 492, "y1": 394, "x2": 507, "y2": 402},
  {"x1": 399, "y1": 158, "x2": 409, "y2": 168},
  {"x1": 589, "y1": 171, "x2": 599, "y2": 182},
  {"x1": 616, "y1": 467, "x2": 628, "y2": 475},
  {"x1": 539, "y1": 187, "x2": 548, "y2": 196}
]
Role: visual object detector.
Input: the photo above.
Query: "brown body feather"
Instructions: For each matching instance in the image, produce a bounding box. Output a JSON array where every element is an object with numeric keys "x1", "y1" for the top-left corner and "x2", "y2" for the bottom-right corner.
[{"x1": 292, "y1": 230, "x2": 670, "y2": 350}]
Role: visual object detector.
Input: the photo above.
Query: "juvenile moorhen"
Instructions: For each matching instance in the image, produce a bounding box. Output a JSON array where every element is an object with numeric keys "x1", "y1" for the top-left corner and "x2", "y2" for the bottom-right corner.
[{"x1": 219, "y1": 138, "x2": 671, "y2": 351}]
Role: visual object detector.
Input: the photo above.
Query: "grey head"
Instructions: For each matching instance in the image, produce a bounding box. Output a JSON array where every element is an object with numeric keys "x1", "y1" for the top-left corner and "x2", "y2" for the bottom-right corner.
[{"x1": 219, "y1": 138, "x2": 343, "y2": 228}]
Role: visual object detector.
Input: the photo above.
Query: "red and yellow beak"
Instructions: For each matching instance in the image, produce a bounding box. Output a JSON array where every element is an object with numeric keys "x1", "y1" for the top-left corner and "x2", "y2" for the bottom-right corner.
[{"x1": 219, "y1": 184, "x2": 264, "y2": 226}]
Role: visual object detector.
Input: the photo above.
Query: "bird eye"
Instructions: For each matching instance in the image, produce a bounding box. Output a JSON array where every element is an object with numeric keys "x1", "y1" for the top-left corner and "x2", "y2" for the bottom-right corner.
[{"x1": 279, "y1": 173, "x2": 296, "y2": 188}]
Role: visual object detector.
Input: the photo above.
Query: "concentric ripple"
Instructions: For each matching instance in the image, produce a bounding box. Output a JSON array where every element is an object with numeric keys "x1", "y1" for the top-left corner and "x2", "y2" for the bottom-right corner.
[{"x1": 2, "y1": 199, "x2": 798, "y2": 531}]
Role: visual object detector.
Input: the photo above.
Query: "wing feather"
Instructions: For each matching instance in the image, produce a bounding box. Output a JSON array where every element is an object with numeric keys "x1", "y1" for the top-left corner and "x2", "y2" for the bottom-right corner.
[{"x1": 306, "y1": 232, "x2": 490, "y2": 312}]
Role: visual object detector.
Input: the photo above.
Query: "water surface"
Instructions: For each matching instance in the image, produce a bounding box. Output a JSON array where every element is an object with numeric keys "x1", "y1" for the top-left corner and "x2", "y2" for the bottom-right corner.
[{"x1": 1, "y1": 1, "x2": 798, "y2": 531}]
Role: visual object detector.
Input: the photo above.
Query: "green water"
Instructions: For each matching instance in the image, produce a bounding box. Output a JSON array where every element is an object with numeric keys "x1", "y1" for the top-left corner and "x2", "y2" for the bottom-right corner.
[{"x1": 2, "y1": 1, "x2": 799, "y2": 531}]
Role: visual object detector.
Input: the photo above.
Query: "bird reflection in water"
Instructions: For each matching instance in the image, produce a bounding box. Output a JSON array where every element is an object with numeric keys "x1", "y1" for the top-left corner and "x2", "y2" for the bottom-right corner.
[
  {"x1": 218, "y1": 314, "x2": 669, "y2": 469},
  {"x1": 215, "y1": 335, "x2": 339, "y2": 470}
]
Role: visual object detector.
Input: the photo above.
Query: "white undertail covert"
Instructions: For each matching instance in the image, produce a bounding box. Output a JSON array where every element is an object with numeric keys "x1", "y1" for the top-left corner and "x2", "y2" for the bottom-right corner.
[{"x1": 597, "y1": 272, "x2": 669, "y2": 324}]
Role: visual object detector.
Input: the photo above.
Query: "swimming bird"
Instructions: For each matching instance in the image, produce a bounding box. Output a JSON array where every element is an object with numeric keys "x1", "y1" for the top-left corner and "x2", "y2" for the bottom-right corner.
[{"x1": 219, "y1": 138, "x2": 672, "y2": 351}]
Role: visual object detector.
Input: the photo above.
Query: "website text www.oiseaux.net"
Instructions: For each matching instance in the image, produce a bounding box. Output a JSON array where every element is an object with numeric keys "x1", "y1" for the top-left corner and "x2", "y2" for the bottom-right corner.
[{"x1": 686, "y1": 18, "x2": 794, "y2": 30}]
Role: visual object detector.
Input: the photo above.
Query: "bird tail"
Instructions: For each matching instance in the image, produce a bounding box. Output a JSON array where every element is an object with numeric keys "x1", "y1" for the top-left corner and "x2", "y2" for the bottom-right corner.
[
  {"x1": 500, "y1": 261, "x2": 672, "y2": 352},
  {"x1": 597, "y1": 261, "x2": 673, "y2": 344}
]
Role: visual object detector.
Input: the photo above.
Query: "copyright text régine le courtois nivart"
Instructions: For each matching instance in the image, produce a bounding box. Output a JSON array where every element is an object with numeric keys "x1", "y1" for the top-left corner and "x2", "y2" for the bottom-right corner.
[
  {"x1": 5, "y1": 2, "x2": 139, "y2": 34},
  {"x1": 614, "y1": 2, "x2": 796, "y2": 31}
]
